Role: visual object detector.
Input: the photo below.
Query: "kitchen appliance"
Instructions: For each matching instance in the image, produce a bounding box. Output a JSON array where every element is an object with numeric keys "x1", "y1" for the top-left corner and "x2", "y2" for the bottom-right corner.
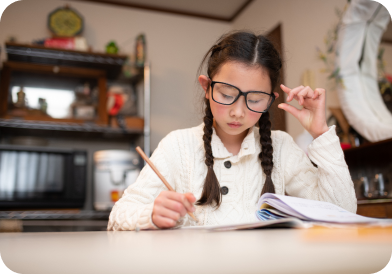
[
  {"x1": 94, "y1": 150, "x2": 140, "y2": 211},
  {"x1": 0, "y1": 144, "x2": 87, "y2": 208}
]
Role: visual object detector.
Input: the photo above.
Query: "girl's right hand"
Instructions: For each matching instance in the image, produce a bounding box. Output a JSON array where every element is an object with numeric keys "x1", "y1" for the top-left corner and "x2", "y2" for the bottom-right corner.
[{"x1": 152, "y1": 191, "x2": 196, "y2": 229}]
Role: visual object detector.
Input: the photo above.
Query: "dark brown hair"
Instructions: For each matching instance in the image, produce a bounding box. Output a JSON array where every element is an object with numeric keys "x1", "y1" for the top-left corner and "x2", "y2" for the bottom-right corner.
[{"x1": 196, "y1": 31, "x2": 282, "y2": 208}]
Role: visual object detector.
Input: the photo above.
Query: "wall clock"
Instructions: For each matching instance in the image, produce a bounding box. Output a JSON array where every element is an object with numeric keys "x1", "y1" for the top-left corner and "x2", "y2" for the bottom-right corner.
[{"x1": 48, "y1": 6, "x2": 84, "y2": 37}]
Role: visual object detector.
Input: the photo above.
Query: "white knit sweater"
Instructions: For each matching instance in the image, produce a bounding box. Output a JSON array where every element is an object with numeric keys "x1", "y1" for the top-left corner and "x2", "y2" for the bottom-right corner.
[{"x1": 107, "y1": 124, "x2": 357, "y2": 231}]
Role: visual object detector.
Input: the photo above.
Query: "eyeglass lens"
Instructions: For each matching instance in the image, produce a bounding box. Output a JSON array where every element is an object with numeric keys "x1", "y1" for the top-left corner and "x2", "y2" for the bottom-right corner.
[{"x1": 213, "y1": 82, "x2": 273, "y2": 112}]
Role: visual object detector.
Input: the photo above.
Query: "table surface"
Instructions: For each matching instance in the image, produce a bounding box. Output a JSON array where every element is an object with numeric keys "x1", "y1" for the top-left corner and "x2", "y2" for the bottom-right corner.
[{"x1": 0, "y1": 227, "x2": 391, "y2": 274}]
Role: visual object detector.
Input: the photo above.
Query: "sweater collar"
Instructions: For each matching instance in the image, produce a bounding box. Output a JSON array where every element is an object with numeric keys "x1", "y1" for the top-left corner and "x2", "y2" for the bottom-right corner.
[{"x1": 210, "y1": 125, "x2": 256, "y2": 163}]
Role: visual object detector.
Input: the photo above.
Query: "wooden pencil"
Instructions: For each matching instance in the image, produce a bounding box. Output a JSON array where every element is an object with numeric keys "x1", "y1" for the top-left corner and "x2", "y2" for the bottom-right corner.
[{"x1": 135, "y1": 146, "x2": 197, "y2": 222}]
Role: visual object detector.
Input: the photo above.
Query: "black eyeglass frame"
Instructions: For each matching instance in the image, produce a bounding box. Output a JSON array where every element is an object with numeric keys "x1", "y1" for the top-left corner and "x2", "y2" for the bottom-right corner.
[{"x1": 210, "y1": 81, "x2": 275, "y2": 113}]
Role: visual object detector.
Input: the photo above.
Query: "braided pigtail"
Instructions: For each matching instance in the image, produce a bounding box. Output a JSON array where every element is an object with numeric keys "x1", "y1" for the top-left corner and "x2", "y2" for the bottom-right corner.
[
  {"x1": 258, "y1": 112, "x2": 275, "y2": 195},
  {"x1": 196, "y1": 98, "x2": 222, "y2": 208}
]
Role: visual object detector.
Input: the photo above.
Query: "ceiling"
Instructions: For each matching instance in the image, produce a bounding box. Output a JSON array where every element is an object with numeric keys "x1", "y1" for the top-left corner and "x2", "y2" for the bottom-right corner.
[{"x1": 75, "y1": 0, "x2": 253, "y2": 22}]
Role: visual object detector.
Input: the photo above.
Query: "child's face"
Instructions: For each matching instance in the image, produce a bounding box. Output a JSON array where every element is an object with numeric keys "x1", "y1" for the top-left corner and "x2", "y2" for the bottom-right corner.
[{"x1": 199, "y1": 61, "x2": 272, "y2": 138}]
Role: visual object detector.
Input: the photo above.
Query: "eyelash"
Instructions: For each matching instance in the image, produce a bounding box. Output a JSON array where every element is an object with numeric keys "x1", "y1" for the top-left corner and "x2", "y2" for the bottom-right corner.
[{"x1": 248, "y1": 100, "x2": 260, "y2": 104}]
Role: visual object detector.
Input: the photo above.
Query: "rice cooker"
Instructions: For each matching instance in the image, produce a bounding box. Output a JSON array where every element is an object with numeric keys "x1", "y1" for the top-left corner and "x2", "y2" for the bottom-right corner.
[{"x1": 94, "y1": 150, "x2": 140, "y2": 210}]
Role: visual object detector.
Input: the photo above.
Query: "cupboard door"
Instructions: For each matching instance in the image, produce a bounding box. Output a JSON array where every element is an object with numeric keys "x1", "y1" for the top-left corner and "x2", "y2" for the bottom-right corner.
[{"x1": 357, "y1": 203, "x2": 392, "y2": 218}]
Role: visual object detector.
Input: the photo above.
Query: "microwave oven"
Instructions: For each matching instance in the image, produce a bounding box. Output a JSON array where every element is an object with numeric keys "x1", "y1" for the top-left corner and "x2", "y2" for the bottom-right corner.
[{"x1": 0, "y1": 144, "x2": 87, "y2": 209}]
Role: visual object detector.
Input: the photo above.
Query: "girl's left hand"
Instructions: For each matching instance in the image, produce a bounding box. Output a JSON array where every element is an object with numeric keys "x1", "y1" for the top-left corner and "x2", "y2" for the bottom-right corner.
[{"x1": 278, "y1": 84, "x2": 329, "y2": 139}]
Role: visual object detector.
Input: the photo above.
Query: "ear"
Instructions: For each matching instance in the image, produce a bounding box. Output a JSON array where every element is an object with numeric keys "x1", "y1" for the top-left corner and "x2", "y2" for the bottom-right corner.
[{"x1": 198, "y1": 75, "x2": 210, "y2": 99}]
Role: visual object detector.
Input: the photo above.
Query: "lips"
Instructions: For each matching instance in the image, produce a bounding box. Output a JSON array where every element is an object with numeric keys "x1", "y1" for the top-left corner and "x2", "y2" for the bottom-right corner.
[{"x1": 227, "y1": 122, "x2": 242, "y2": 128}]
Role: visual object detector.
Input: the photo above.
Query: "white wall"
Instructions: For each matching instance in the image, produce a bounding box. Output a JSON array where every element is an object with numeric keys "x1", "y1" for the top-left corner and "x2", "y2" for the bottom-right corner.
[
  {"x1": 0, "y1": 0, "x2": 230, "y2": 150},
  {"x1": 2, "y1": 0, "x2": 389, "y2": 147},
  {"x1": 232, "y1": 0, "x2": 347, "y2": 141}
]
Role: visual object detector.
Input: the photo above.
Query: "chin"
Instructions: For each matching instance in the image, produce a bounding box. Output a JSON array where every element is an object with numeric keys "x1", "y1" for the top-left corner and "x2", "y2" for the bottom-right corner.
[{"x1": 225, "y1": 126, "x2": 248, "y2": 135}]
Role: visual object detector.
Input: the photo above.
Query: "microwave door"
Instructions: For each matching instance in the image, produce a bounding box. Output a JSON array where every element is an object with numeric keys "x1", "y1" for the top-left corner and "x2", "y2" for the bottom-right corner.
[
  {"x1": 0, "y1": 152, "x2": 8, "y2": 198},
  {"x1": 37, "y1": 153, "x2": 49, "y2": 192},
  {"x1": 27, "y1": 152, "x2": 39, "y2": 197},
  {"x1": 53, "y1": 154, "x2": 64, "y2": 192},
  {"x1": 0, "y1": 145, "x2": 87, "y2": 209},
  {"x1": 16, "y1": 151, "x2": 29, "y2": 198},
  {"x1": 0, "y1": 151, "x2": 18, "y2": 199},
  {"x1": 0, "y1": 152, "x2": 11, "y2": 198},
  {"x1": 46, "y1": 154, "x2": 56, "y2": 192},
  {"x1": 46, "y1": 154, "x2": 64, "y2": 192}
]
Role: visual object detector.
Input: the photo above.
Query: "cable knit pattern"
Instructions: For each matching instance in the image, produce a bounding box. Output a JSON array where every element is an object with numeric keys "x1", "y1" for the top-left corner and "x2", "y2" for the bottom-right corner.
[{"x1": 107, "y1": 124, "x2": 357, "y2": 231}]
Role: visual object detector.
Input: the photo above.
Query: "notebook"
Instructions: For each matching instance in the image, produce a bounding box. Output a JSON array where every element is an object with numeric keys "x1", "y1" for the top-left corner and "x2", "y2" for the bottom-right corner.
[{"x1": 182, "y1": 193, "x2": 392, "y2": 231}]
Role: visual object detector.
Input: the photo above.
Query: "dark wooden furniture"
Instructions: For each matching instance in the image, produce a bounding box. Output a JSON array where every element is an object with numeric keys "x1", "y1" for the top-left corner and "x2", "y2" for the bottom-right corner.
[
  {"x1": 0, "y1": 61, "x2": 108, "y2": 125},
  {"x1": 344, "y1": 138, "x2": 392, "y2": 218},
  {"x1": 357, "y1": 200, "x2": 392, "y2": 218},
  {"x1": 5, "y1": 42, "x2": 128, "y2": 80},
  {"x1": 0, "y1": 44, "x2": 149, "y2": 231},
  {"x1": 0, "y1": 43, "x2": 145, "y2": 137}
]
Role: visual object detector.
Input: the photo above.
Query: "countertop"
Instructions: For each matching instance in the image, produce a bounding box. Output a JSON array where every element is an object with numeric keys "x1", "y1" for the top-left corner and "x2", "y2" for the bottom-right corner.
[{"x1": 0, "y1": 227, "x2": 391, "y2": 274}]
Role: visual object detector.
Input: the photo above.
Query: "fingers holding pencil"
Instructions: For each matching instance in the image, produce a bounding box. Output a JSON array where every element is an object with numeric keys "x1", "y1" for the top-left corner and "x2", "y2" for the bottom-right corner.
[
  {"x1": 153, "y1": 191, "x2": 196, "y2": 228},
  {"x1": 135, "y1": 146, "x2": 198, "y2": 228}
]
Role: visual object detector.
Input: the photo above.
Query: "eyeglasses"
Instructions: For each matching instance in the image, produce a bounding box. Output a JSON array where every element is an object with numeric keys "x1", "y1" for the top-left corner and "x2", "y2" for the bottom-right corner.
[{"x1": 210, "y1": 81, "x2": 275, "y2": 113}]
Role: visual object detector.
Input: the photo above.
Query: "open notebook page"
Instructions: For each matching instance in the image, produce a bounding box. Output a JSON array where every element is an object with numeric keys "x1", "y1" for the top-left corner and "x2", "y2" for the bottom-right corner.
[
  {"x1": 258, "y1": 194, "x2": 392, "y2": 224},
  {"x1": 179, "y1": 218, "x2": 307, "y2": 231}
]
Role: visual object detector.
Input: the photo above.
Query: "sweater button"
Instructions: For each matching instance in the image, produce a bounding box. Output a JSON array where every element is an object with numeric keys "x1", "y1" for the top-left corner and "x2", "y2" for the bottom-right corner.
[
  {"x1": 224, "y1": 161, "x2": 231, "y2": 168},
  {"x1": 221, "y1": 186, "x2": 229, "y2": 195}
]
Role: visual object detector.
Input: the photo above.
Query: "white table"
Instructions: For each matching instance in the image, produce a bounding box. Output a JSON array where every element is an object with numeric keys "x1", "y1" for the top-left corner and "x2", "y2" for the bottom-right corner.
[{"x1": 0, "y1": 228, "x2": 391, "y2": 274}]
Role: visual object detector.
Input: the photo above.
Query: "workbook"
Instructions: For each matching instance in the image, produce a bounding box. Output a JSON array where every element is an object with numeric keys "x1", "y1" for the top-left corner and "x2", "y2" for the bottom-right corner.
[{"x1": 183, "y1": 193, "x2": 392, "y2": 231}]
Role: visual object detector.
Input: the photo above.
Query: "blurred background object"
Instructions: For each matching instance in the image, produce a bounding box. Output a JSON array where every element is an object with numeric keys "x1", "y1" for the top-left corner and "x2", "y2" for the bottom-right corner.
[
  {"x1": 0, "y1": 219, "x2": 23, "y2": 232},
  {"x1": 106, "y1": 41, "x2": 118, "y2": 54},
  {"x1": 335, "y1": 0, "x2": 392, "y2": 142}
]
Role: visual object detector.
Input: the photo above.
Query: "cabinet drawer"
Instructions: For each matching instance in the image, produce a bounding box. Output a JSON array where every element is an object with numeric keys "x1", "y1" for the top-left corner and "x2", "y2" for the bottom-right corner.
[{"x1": 357, "y1": 203, "x2": 392, "y2": 218}]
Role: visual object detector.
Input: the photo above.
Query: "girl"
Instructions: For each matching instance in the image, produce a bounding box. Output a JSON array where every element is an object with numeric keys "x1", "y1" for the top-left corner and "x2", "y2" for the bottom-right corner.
[{"x1": 108, "y1": 31, "x2": 356, "y2": 230}]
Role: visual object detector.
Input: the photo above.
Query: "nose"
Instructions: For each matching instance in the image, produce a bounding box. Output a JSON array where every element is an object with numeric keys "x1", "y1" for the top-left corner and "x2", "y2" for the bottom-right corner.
[{"x1": 229, "y1": 95, "x2": 246, "y2": 118}]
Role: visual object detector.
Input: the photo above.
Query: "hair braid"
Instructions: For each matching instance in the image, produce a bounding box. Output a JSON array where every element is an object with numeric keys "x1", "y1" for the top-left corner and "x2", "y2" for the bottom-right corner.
[
  {"x1": 203, "y1": 99, "x2": 214, "y2": 168},
  {"x1": 196, "y1": 99, "x2": 222, "y2": 207},
  {"x1": 258, "y1": 112, "x2": 275, "y2": 194}
]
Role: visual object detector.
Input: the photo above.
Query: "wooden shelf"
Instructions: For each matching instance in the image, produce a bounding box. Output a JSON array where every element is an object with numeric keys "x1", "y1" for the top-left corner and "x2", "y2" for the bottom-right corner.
[
  {"x1": 343, "y1": 138, "x2": 392, "y2": 170},
  {"x1": 4, "y1": 60, "x2": 107, "y2": 77},
  {"x1": 0, "y1": 210, "x2": 110, "y2": 220},
  {"x1": 0, "y1": 61, "x2": 109, "y2": 125},
  {"x1": 5, "y1": 42, "x2": 128, "y2": 80},
  {"x1": 357, "y1": 199, "x2": 392, "y2": 205},
  {"x1": 343, "y1": 138, "x2": 392, "y2": 218},
  {"x1": 0, "y1": 118, "x2": 143, "y2": 139},
  {"x1": 357, "y1": 202, "x2": 392, "y2": 218},
  {"x1": 343, "y1": 137, "x2": 392, "y2": 153}
]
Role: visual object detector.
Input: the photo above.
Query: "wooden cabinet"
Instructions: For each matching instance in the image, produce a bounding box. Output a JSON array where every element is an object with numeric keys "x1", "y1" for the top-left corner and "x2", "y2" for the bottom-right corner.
[
  {"x1": 0, "y1": 42, "x2": 131, "y2": 126},
  {"x1": 0, "y1": 61, "x2": 108, "y2": 125},
  {"x1": 357, "y1": 201, "x2": 392, "y2": 218},
  {"x1": 0, "y1": 43, "x2": 146, "y2": 138},
  {"x1": 343, "y1": 138, "x2": 392, "y2": 218}
]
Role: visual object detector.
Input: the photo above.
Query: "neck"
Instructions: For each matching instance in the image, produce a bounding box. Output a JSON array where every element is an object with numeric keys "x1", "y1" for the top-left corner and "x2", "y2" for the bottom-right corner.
[{"x1": 213, "y1": 120, "x2": 249, "y2": 155}]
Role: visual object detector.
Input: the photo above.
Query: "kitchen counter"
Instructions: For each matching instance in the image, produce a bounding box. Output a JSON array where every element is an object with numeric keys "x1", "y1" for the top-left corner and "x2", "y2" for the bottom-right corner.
[
  {"x1": 0, "y1": 227, "x2": 391, "y2": 274},
  {"x1": 0, "y1": 210, "x2": 111, "y2": 232}
]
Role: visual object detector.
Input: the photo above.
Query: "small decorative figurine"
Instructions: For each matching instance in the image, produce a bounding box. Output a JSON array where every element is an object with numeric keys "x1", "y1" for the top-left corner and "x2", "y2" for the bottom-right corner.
[
  {"x1": 135, "y1": 34, "x2": 146, "y2": 67},
  {"x1": 38, "y1": 98, "x2": 48, "y2": 114},
  {"x1": 15, "y1": 87, "x2": 27, "y2": 108},
  {"x1": 106, "y1": 41, "x2": 119, "y2": 54}
]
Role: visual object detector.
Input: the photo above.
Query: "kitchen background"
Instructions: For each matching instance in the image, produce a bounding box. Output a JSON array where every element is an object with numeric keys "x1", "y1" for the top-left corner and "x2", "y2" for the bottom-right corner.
[{"x1": 0, "y1": 0, "x2": 391, "y2": 232}]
